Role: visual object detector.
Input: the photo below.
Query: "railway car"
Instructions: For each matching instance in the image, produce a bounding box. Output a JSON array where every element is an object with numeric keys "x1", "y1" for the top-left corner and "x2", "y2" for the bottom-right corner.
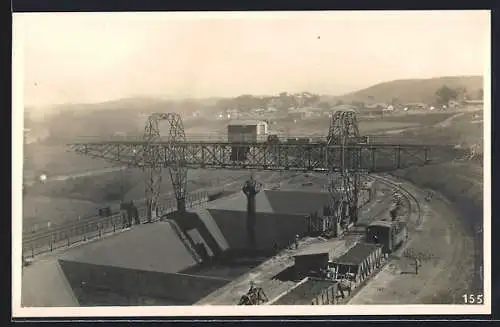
[{"x1": 365, "y1": 220, "x2": 408, "y2": 253}]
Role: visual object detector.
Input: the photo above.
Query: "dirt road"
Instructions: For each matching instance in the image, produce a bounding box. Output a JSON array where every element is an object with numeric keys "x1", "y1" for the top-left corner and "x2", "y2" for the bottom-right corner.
[{"x1": 349, "y1": 178, "x2": 476, "y2": 304}]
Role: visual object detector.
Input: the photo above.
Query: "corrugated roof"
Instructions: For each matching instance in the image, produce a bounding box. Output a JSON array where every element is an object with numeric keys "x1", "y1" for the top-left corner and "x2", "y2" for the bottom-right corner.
[
  {"x1": 334, "y1": 243, "x2": 380, "y2": 266},
  {"x1": 60, "y1": 222, "x2": 197, "y2": 274}
]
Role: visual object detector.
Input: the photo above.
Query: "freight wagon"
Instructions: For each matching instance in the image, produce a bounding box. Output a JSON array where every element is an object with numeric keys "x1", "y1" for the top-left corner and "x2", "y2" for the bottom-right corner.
[{"x1": 365, "y1": 220, "x2": 407, "y2": 253}]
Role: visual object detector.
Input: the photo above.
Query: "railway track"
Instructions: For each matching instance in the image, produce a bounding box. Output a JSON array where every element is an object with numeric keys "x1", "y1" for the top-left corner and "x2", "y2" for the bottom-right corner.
[
  {"x1": 341, "y1": 174, "x2": 424, "y2": 304},
  {"x1": 368, "y1": 174, "x2": 423, "y2": 229}
]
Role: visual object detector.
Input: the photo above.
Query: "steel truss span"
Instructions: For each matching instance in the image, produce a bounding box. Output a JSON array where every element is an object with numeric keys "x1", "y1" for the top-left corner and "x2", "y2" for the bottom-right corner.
[
  {"x1": 67, "y1": 110, "x2": 454, "y2": 236},
  {"x1": 68, "y1": 141, "x2": 432, "y2": 172}
]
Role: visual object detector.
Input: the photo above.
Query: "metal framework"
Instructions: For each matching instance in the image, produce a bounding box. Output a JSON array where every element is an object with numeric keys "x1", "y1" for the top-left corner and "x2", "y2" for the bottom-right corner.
[
  {"x1": 142, "y1": 113, "x2": 187, "y2": 222},
  {"x1": 69, "y1": 141, "x2": 433, "y2": 171},
  {"x1": 326, "y1": 110, "x2": 363, "y2": 232},
  {"x1": 68, "y1": 110, "x2": 454, "y2": 225}
]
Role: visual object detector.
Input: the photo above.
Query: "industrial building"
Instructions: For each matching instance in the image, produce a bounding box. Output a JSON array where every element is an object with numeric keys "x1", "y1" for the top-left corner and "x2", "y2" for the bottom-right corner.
[{"x1": 227, "y1": 120, "x2": 269, "y2": 143}]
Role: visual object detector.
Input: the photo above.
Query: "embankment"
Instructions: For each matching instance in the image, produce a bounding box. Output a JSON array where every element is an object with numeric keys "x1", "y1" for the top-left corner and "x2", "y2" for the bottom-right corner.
[{"x1": 392, "y1": 162, "x2": 483, "y2": 292}]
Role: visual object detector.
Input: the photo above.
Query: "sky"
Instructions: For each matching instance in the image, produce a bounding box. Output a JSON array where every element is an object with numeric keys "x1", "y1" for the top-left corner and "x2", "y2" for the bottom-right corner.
[{"x1": 14, "y1": 10, "x2": 490, "y2": 109}]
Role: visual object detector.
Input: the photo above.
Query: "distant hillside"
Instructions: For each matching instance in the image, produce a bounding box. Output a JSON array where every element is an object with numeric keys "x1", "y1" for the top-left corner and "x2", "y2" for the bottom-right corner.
[
  {"x1": 34, "y1": 97, "x2": 220, "y2": 142},
  {"x1": 336, "y1": 75, "x2": 483, "y2": 105}
]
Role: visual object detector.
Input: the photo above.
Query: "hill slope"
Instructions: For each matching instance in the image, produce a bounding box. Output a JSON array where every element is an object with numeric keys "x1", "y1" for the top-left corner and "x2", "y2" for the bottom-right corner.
[{"x1": 336, "y1": 75, "x2": 483, "y2": 104}]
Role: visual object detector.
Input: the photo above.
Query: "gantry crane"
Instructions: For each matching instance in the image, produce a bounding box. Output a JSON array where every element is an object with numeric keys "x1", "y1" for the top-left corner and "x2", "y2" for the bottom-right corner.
[{"x1": 68, "y1": 110, "x2": 454, "y2": 226}]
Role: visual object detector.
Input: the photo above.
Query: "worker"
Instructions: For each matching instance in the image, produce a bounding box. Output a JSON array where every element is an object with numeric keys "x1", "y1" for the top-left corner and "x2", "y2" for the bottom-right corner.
[
  {"x1": 295, "y1": 234, "x2": 300, "y2": 249},
  {"x1": 415, "y1": 258, "x2": 420, "y2": 275},
  {"x1": 249, "y1": 281, "x2": 255, "y2": 293},
  {"x1": 273, "y1": 242, "x2": 279, "y2": 253}
]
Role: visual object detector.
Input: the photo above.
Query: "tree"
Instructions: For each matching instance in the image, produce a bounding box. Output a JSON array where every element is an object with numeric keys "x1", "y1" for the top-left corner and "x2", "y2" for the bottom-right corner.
[
  {"x1": 335, "y1": 100, "x2": 344, "y2": 106},
  {"x1": 435, "y1": 85, "x2": 458, "y2": 105}
]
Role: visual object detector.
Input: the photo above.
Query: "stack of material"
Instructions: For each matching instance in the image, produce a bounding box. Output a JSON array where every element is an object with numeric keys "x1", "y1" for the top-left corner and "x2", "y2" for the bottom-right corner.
[
  {"x1": 333, "y1": 242, "x2": 383, "y2": 286},
  {"x1": 270, "y1": 277, "x2": 338, "y2": 305}
]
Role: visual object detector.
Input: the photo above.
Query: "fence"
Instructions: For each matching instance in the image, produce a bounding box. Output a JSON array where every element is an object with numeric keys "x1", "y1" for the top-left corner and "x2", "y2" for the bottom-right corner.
[{"x1": 22, "y1": 191, "x2": 209, "y2": 261}]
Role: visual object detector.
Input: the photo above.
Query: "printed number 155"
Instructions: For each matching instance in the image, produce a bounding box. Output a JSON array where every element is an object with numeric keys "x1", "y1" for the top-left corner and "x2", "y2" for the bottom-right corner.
[{"x1": 462, "y1": 294, "x2": 483, "y2": 304}]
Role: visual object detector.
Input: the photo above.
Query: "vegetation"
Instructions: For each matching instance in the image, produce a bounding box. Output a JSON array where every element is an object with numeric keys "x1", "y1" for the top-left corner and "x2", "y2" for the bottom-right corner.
[
  {"x1": 435, "y1": 85, "x2": 459, "y2": 105},
  {"x1": 335, "y1": 75, "x2": 482, "y2": 104}
]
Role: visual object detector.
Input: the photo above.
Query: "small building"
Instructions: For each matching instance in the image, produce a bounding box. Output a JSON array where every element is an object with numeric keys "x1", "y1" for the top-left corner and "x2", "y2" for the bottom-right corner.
[{"x1": 227, "y1": 120, "x2": 268, "y2": 143}]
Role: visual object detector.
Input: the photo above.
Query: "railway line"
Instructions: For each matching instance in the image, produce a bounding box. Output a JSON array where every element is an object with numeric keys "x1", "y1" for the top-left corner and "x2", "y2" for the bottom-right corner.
[{"x1": 348, "y1": 172, "x2": 477, "y2": 304}]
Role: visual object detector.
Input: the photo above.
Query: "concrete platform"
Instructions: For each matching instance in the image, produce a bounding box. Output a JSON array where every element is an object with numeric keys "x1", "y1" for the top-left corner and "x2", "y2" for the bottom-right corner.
[
  {"x1": 21, "y1": 188, "x2": 342, "y2": 306},
  {"x1": 22, "y1": 257, "x2": 79, "y2": 307},
  {"x1": 205, "y1": 189, "x2": 330, "y2": 216},
  {"x1": 22, "y1": 222, "x2": 199, "y2": 307},
  {"x1": 60, "y1": 221, "x2": 198, "y2": 274}
]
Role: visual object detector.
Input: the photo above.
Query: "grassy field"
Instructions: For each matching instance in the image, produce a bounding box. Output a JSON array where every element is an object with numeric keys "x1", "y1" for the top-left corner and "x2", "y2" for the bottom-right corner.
[{"x1": 272, "y1": 112, "x2": 456, "y2": 137}]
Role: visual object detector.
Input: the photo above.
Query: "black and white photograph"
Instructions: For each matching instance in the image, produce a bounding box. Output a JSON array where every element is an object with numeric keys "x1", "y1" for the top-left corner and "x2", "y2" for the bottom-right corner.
[{"x1": 12, "y1": 10, "x2": 491, "y2": 317}]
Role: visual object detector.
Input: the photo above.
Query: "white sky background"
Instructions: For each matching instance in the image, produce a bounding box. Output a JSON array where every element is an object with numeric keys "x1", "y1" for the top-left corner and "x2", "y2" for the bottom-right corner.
[{"x1": 15, "y1": 11, "x2": 489, "y2": 109}]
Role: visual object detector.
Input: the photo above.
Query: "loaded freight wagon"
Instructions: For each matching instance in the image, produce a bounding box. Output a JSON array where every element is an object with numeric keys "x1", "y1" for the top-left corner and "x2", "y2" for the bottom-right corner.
[{"x1": 227, "y1": 120, "x2": 268, "y2": 161}]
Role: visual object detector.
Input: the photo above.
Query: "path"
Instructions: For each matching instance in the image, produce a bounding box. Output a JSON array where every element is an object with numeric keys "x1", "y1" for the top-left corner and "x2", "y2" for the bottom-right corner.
[{"x1": 349, "y1": 178, "x2": 475, "y2": 304}]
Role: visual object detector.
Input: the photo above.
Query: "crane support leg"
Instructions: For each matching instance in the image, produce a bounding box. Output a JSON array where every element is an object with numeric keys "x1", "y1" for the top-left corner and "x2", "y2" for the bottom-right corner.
[{"x1": 143, "y1": 113, "x2": 187, "y2": 220}]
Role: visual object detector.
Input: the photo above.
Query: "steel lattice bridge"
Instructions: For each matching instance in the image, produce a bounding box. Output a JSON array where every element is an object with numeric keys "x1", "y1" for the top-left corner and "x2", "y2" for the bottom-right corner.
[
  {"x1": 69, "y1": 139, "x2": 432, "y2": 172},
  {"x1": 68, "y1": 111, "x2": 456, "y2": 232}
]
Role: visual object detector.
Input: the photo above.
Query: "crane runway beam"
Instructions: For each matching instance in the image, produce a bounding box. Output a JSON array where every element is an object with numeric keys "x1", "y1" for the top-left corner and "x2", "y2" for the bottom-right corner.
[
  {"x1": 66, "y1": 110, "x2": 455, "y2": 235},
  {"x1": 68, "y1": 142, "x2": 434, "y2": 172}
]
